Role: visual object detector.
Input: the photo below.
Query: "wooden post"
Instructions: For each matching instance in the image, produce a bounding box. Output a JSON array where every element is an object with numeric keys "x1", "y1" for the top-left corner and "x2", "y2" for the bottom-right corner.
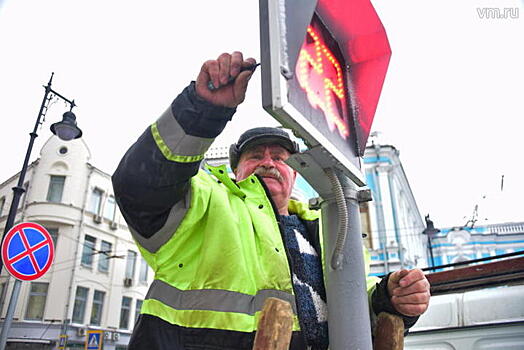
[
  {"x1": 252, "y1": 297, "x2": 294, "y2": 350},
  {"x1": 373, "y1": 312, "x2": 404, "y2": 350}
]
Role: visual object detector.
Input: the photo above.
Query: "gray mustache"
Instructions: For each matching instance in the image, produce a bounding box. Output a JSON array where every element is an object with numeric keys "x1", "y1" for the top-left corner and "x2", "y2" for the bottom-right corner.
[{"x1": 254, "y1": 167, "x2": 283, "y2": 182}]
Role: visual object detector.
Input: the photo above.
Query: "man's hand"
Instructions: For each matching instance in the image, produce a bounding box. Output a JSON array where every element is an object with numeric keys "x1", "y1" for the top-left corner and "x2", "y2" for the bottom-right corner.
[
  {"x1": 387, "y1": 269, "x2": 430, "y2": 317},
  {"x1": 195, "y1": 51, "x2": 256, "y2": 108}
]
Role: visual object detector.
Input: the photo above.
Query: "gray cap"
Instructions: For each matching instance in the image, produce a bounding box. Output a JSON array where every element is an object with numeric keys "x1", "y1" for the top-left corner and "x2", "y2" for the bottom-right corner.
[{"x1": 229, "y1": 127, "x2": 300, "y2": 170}]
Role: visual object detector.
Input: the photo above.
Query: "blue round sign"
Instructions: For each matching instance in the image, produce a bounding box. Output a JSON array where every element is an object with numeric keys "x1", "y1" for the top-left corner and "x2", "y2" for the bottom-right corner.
[{"x1": 1, "y1": 222, "x2": 55, "y2": 281}]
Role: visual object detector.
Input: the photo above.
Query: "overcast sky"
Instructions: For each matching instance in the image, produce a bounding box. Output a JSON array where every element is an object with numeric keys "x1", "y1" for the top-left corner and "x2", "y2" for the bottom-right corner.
[{"x1": 0, "y1": 0, "x2": 522, "y2": 228}]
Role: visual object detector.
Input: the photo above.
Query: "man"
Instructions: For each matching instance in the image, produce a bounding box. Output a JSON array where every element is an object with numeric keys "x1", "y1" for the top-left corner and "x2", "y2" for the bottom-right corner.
[{"x1": 112, "y1": 52, "x2": 430, "y2": 350}]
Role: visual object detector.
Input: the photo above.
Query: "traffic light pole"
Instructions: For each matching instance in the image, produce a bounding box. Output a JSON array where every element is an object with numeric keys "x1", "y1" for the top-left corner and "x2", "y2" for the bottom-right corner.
[{"x1": 321, "y1": 170, "x2": 373, "y2": 349}]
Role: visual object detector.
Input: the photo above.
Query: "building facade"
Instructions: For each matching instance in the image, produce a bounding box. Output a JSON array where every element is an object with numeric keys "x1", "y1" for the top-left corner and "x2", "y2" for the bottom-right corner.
[
  {"x1": 428, "y1": 222, "x2": 524, "y2": 267},
  {"x1": 0, "y1": 136, "x2": 152, "y2": 349},
  {"x1": 362, "y1": 143, "x2": 427, "y2": 275}
]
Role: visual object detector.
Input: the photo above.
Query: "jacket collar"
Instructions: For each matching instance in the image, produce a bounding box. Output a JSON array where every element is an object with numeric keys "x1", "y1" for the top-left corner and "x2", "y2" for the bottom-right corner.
[{"x1": 205, "y1": 163, "x2": 319, "y2": 221}]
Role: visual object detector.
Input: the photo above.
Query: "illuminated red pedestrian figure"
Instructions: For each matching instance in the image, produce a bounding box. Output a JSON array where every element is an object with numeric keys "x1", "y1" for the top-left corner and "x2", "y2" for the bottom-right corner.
[{"x1": 296, "y1": 24, "x2": 350, "y2": 140}]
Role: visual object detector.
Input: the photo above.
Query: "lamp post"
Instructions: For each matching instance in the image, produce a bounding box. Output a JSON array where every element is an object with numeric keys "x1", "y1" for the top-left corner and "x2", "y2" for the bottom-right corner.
[
  {"x1": 0, "y1": 72, "x2": 82, "y2": 272},
  {"x1": 422, "y1": 214, "x2": 440, "y2": 269},
  {"x1": 0, "y1": 73, "x2": 82, "y2": 350}
]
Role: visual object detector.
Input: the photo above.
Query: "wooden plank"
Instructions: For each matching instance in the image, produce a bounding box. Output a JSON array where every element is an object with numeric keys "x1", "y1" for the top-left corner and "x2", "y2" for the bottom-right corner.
[
  {"x1": 373, "y1": 313, "x2": 404, "y2": 350},
  {"x1": 252, "y1": 297, "x2": 293, "y2": 350}
]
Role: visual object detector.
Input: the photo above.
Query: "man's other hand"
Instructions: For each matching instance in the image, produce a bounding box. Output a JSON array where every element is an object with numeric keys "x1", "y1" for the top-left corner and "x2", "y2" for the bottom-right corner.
[
  {"x1": 387, "y1": 269, "x2": 430, "y2": 317},
  {"x1": 195, "y1": 51, "x2": 256, "y2": 108}
]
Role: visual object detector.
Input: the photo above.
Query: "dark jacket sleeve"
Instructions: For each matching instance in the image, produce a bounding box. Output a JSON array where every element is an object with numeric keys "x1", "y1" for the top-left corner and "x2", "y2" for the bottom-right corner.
[
  {"x1": 112, "y1": 82, "x2": 236, "y2": 238},
  {"x1": 371, "y1": 273, "x2": 419, "y2": 332}
]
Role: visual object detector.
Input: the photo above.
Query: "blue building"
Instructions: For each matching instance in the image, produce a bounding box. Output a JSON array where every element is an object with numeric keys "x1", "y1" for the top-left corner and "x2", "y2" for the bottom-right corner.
[
  {"x1": 361, "y1": 143, "x2": 427, "y2": 275},
  {"x1": 428, "y1": 222, "x2": 524, "y2": 267}
]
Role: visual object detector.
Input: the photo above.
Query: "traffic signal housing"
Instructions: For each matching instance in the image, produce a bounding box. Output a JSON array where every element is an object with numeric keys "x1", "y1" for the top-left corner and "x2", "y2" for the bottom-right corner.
[{"x1": 260, "y1": 0, "x2": 391, "y2": 184}]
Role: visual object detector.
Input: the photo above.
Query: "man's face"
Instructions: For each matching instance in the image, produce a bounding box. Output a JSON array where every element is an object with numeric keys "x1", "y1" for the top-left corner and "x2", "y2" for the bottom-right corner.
[{"x1": 235, "y1": 144, "x2": 297, "y2": 203}]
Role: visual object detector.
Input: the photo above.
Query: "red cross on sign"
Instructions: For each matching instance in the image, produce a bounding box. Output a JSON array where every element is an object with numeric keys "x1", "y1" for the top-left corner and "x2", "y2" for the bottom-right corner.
[{"x1": 1, "y1": 222, "x2": 55, "y2": 281}]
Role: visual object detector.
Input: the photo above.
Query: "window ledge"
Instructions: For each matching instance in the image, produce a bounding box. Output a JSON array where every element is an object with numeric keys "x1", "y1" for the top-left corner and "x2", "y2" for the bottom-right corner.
[{"x1": 80, "y1": 264, "x2": 93, "y2": 270}]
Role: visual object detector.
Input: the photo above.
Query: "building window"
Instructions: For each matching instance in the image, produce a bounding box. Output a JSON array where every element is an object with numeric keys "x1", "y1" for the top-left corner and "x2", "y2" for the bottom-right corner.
[
  {"x1": 46, "y1": 175, "x2": 65, "y2": 203},
  {"x1": 46, "y1": 228, "x2": 59, "y2": 248},
  {"x1": 0, "y1": 282, "x2": 6, "y2": 307},
  {"x1": 81, "y1": 235, "x2": 96, "y2": 267},
  {"x1": 0, "y1": 196, "x2": 5, "y2": 217},
  {"x1": 98, "y1": 241, "x2": 112, "y2": 273},
  {"x1": 90, "y1": 290, "x2": 105, "y2": 326},
  {"x1": 24, "y1": 282, "x2": 49, "y2": 320},
  {"x1": 119, "y1": 297, "x2": 132, "y2": 329},
  {"x1": 104, "y1": 195, "x2": 116, "y2": 220},
  {"x1": 72, "y1": 286, "x2": 89, "y2": 324},
  {"x1": 125, "y1": 250, "x2": 137, "y2": 279},
  {"x1": 135, "y1": 299, "x2": 143, "y2": 325},
  {"x1": 88, "y1": 188, "x2": 104, "y2": 214},
  {"x1": 138, "y1": 258, "x2": 148, "y2": 283},
  {"x1": 25, "y1": 283, "x2": 48, "y2": 321}
]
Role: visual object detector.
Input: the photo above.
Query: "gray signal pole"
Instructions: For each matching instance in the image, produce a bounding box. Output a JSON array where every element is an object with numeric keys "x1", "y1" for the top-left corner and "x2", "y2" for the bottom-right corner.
[{"x1": 322, "y1": 170, "x2": 373, "y2": 349}]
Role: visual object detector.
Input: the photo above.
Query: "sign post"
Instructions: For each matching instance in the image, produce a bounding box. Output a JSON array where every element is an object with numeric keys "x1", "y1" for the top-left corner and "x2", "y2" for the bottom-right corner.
[
  {"x1": 58, "y1": 334, "x2": 68, "y2": 350},
  {"x1": 259, "y1": 0, "x2": 391, "y2": 348},
  {"x1": 0, "y1": 222, "x2": 55, "y2": 350}
]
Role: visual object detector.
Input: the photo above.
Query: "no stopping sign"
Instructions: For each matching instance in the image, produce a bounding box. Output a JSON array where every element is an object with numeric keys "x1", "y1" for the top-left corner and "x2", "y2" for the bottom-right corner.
[{"x1": 1, "y1": 222, "x2": 55, "y2": 281}]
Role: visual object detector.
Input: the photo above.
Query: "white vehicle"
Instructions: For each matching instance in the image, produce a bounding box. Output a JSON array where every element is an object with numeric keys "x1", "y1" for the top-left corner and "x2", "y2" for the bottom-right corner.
[{"x1": 405, "y1": 255, "x2": 524, "y2": 350}]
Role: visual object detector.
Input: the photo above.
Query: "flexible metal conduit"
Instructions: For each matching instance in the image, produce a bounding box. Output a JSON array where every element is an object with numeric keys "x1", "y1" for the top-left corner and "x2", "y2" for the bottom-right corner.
[{"x1": 325, "y1": 168, "x2": 348, "y2": 270}]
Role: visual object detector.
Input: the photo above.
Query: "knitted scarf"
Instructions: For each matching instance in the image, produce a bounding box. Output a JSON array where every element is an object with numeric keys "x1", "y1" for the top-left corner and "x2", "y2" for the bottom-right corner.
[{"x1": 279, "y1": 214, "x2": 329, "y2": 350}]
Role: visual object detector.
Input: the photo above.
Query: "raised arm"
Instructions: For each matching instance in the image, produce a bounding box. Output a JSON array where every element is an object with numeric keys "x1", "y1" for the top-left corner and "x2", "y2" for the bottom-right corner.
[{"x1": 112, "y1": 52, "x2": 256, "y2": 239}]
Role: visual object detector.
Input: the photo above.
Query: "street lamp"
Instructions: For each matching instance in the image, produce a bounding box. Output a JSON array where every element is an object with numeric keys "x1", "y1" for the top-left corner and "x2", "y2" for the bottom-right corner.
[
  {"x1": 51, "y1": 111, "x2": 83, "y2": 141},
  {"x1": 0, "y1": 72, "x2": 82, "y2": 274},
  {"x1": 0, "y1": 73, "x2": 82, "y2": 350},
  {"x1": 422, "y1": 214, "x2": 440, "y2": 269}
]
